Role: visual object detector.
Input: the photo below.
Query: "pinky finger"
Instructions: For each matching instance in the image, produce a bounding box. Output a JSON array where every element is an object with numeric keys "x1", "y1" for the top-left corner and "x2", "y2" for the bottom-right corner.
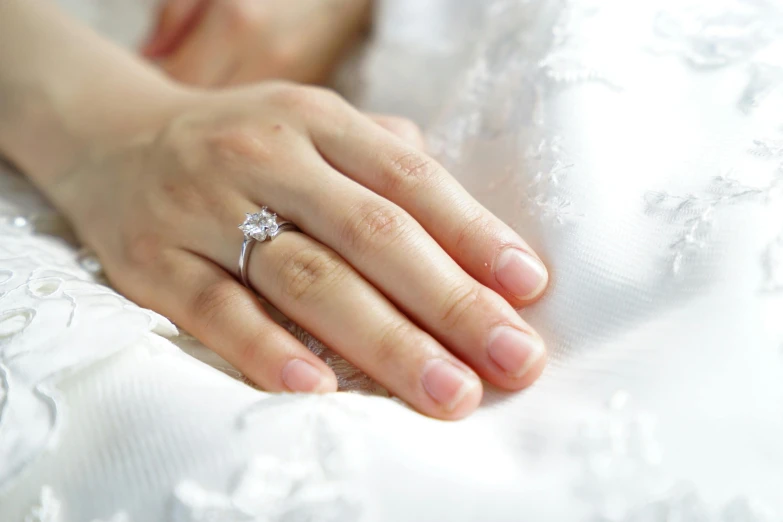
[{"x1": 150, "y1": 250, "x2": 337, "y2": 393}]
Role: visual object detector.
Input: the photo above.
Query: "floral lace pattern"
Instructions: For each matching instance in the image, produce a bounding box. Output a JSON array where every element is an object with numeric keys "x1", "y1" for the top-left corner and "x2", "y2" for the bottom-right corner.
[
  {"x1": 0, "y1": 204, "x2": 177, "y2": 490},
  {"x1": 172, "y1": 456, "x2": 361, "y2": 522},
  {"x1": 645, "y1": 169, "x2": 781, "y2": 275},
  {"x1": 3, "y1": 0, "x2": 783, "y2": 519},
  {"x1": 522, "y1": 137, "x2": 583, "y2": 224},
  {"x1": 285, "y1": 323, "x2": 387, "y2": 395},
  {"x1": 762, "y1": 231, "x2": 783, "y2": 292},
  {"x1": 24, "y1": 487, "x2": 61, "y2": 522},
  {"x1": 23, "y1": 486, "x2": 130, "y2": 522},
  {"x1": 650, "y1": 0, "x2": 783, "y2": 68},
  {"x1": 571, "y1": 392, "x2": 780, "y2": 522},
  {"x1": 539, "y1": 0, "x2": 625, "y2": 89},
  {"x1": 174, "y1": 395, "x2": 364, "y2": 522},
  {"x1": 739, "y1": 62, "x2": 783, "y2": 113}
]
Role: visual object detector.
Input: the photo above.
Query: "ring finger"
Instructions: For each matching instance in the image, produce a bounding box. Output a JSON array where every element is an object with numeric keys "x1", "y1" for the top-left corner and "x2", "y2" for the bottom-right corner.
[
  {"x1": 237, "y1": 222, "x2": 483, "y2": 419},
  {"x1": 235, "y1": 151, "x2": 546, "y2": 390}
]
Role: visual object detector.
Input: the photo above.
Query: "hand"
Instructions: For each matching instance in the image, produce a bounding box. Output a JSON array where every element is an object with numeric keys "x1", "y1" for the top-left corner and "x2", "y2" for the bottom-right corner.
[
  {"x1": 47, "y1": 82, "x2": 549, "y2": 420},
  {"x1": 141, "y1": 0, "x2": 371, "y2": 86}
]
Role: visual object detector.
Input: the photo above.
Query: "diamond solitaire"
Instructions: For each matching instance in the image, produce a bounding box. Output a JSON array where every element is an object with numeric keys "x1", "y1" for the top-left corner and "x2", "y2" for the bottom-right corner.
[
  {"x1": 237, "y1": 207, "x2": 298, "y2": 288},
  {"x1": 239, "y1": 207, "x2": 280, "y2": 241}
]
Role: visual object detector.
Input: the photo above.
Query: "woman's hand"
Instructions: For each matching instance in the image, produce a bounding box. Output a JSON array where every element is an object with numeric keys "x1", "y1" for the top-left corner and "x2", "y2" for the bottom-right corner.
[
  {"x1": 49, "y1": 83, "x2": 549, "y2": 419},
  {"x1": 0, "y1": 0, "x2": 547, "y2": 420},
  {"x1": 141, "y1": 0, "x2": 371, "y2": 86}
]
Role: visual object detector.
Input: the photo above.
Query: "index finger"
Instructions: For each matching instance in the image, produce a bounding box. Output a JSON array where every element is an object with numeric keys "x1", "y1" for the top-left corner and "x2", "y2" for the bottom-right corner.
[{"x1": 309, "y1": 107, "x2": 549, "y2": 308}]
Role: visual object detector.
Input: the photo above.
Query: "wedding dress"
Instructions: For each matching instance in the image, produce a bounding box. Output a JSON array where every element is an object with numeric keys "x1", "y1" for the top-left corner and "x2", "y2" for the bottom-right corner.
[{"x1": 2, "y1": 0, "x2": 783, "y2": 520}]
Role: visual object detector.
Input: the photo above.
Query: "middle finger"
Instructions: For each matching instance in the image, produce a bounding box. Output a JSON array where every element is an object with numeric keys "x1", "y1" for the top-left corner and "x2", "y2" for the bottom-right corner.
[
  {"x1": 243, "y1": 223, "x2": 483, "y2": 419},
  {"x1": 247, "y1": 150, "x2": 547, "y2": 390}
]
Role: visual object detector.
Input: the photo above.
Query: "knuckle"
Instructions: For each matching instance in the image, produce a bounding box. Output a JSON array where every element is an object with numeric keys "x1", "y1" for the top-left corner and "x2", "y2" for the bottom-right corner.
[
  {"x1": 439, "y1": 283, "x2": 484, "y2": 329},
  {"x1": 385, "y1": 151, "x2": 442, "y2": 193},
  {"x1": 279, "y1": 247, "x2": 346, "y2": 302},
  {"x1": 156, "y1": 113, "x2": 211, "y2": 170},
  {"x1": 340, "y1": 200, "x2": 411, "y2": 255},
  {"x1": 204, "y1": 125, "x2": 272, "y2": 165},
  {"x1": 374, "y1": 321, "x2": 413, "y2": 367},
  {"x1": 302, "y1": 85, "x2": 343, "y2": 105},
  {"x1": 124, "y1": 230, "x2": 165, "y2": 267},
  {"x1": 271, "y1": 85, "x2": 312, "y2": 109},
  {"x1": 159, "y1": 176, "x2": 208, "y2": 215},
  {"x1": 272, "y1": 85, "x2": 342, "y2": 112},
  {"x1": 191, "y1": 280, "x2": 242, "y2": 328},
  {"x1": 454, "y1": 211, "x2": 493, "y2": 256},
  {"x1": 235, "y1": 333, "x2": 264, "y2": 368}
]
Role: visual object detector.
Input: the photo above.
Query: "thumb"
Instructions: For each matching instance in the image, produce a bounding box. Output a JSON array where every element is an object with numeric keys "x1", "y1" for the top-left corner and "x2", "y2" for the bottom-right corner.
[{"x1": 141, "y1": 0, "x2": 206, "y2": 58}]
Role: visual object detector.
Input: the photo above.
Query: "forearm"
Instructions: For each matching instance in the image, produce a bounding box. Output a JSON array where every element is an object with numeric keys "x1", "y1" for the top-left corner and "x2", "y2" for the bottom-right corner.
[{"x1": 0, "y1": 0, "x2": 188, "y2": 187}]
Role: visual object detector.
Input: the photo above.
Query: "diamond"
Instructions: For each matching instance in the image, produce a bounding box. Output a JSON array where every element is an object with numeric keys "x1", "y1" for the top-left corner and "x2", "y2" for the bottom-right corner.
[{"x1": 239, "y1": 207, "x2": 279, "y2": 241}]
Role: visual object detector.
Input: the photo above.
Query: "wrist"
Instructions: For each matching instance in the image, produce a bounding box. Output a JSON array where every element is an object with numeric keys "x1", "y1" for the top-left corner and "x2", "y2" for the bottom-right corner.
[
  {"x1": 3, "y1": 75, "x2": 193, "y2": 185},
  {"x1": 40, "y1": 81, "x2": 205, "y2": 221},
  {"x1": 0, "y1": 0, "x2": 202, "y2": 195}
]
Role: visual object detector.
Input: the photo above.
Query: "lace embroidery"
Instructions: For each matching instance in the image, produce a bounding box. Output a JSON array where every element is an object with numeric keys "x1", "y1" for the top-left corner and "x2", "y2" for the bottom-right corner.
[
  {"x1": 752, "y1": 132, "x2": 783, "y2": 293},
  {"x1": 539, "y1": 0, "x2": 624, "y2": 90},
  {"x1": 0, "y1": 224, "x2": 177, "y2": 491},
  {"x1": 571, "y1": 391, "x2": 665, "y2": 513},
  {"x1": 24, "y1": 486, "x2": 61, "y2": 522},
  {"x1": 174, "y1": 396, "x2": 364, "y2": 522},
  {"x1": 69, "y1": 248, "x2": 385, "y2": 395},
  {"x1": 428, "y1": 2, "x2": 587, "y2": 229},
  {"x1": 749, "y1": 136, "x2": 783, "y2": 159},
  {"x1": 762, "y1": 230, "x2": 783, "y2": 292},
  {"x1": 426, "y1": 55, "x2": 493, "y2": 166},
  {"x1": 23, "y1": 486, "x2": 130, "y2": 522},
  {"x1": 650, "y1": 0, "x2": 783, "y2": 68},
  {"x1": 572, "y1": 391, "x2": 779, "y2": 521},
  {"x1": 646, "y1": 167, "x2": 782, "y2": 275},
  {"x1": 285, "y1": 323, "x2": 387, "y2": 395},
  {"x1": 601, "y1": 484, "x2": 778, "y2": 522},
  {"x1": 172, "y1": 456, "x2": 362, "y2": 522},
  {"x1": 522, "y1": 137, "x2": 583, "y2": 224},
  {"x1": 739, "y1": 62, "x2": 783, "y2": 112},
  {"x1": 21, "y1": 397, "x2": 365, "y2": 522},
  {"x1": 426, "y1": 0, "x2": 545, "y2": 167}
]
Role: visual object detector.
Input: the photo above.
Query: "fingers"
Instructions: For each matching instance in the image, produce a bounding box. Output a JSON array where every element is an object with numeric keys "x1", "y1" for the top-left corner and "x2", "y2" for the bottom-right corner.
[
  {"x1": 310, "y1": 108, "x2": 549, "y2": 309},
  {"x1": 141, "y1": 0, "x2": 207, "y2": 58},
  {"x1": 242, "y1": 229, "x2": 483, "y2": 419},
  {"x1": 157, "y1": 3, "x2": 237, "y2": 86},
  {"x1": 233, "y1": 147, "x2": 546, "y2": 391},
  {"x1": 139, "y1": 249, "x2": 337, "y2": 393}
]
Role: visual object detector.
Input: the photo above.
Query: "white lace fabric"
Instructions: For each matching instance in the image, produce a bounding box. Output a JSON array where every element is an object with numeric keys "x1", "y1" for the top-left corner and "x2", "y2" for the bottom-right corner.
[{"x1": 2, "y1": 0, "x2": 783, "y2": 520}]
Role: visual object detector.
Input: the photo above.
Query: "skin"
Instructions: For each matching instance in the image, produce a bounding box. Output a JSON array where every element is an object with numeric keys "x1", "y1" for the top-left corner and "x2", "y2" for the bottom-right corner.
[
  {"x1": 0, "y1": 0, "x2": 549, "y2": 420},
  {"x1": 141, "y1": 0, "x2": 373, "y2": 85}
]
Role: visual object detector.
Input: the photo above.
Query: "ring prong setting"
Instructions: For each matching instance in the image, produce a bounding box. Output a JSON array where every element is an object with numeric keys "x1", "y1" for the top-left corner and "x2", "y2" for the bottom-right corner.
[{"x1": 239, "y1": 207, "x2": 280, "y2": 241}]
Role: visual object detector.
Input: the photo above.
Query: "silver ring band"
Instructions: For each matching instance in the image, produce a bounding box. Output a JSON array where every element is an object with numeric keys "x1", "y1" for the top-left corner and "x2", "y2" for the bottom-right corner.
[{"x1": 238, "y1": 208, "x2": 297, "y2": 289}]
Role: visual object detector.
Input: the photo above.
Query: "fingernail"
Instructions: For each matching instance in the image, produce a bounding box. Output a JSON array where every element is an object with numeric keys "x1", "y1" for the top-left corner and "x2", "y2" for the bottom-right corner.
[
  {"x1": 282, "y1": 359, "x2": 326, "y2": 393},
  {"x1": 421, "y1": 359, "x2": 478, "y2": 412},
  {"x1": 487, "y1": 325, "x2": 545, "y2": 379},
  {"x1": 494, "y1": 247, "x2": 548, "y2": 300}
]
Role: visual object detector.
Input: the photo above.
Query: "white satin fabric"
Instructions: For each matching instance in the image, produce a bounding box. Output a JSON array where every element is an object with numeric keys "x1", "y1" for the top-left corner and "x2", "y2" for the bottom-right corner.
[{"x1": 2, "y1": 0, "x2": 783, "y2": 520}]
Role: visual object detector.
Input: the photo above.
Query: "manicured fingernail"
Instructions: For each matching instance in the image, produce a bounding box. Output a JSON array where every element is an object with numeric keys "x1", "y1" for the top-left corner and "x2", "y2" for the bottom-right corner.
[
  {"x1": 282, "y1": 359, "x2": 326, "y2": 393},
  {"x1": 421, "y1": 359, "x2": 478, "y2": 412},
  {"x1": 494, "y1": 247, "x2": 548, "y2": 300},
  {"x1": 487, "y1": 325, "x2": 545, "y2": 379}
]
